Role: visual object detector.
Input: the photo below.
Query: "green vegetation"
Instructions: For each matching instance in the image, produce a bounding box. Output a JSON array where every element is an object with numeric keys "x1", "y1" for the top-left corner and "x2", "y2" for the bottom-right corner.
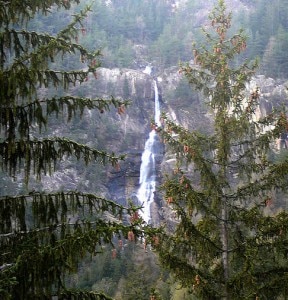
[
  {"x1": 72, "y1": 0, "x2": 288, "y2": 77},
  {"x1": 154, "y1": 0, "x2": 288, "y2": 298},
  {"x1": 2, "y1": 0, "x2": 288, "y2": 299},
  {"x1": 247, "y1": 0, "x2": 288, "y2": 77},
  {"x1": 19, "y1": 0, "x2": 288, "y2": 77},
  {"x1": 0, "y1": 1, "x2": 158, "y2": 299}
]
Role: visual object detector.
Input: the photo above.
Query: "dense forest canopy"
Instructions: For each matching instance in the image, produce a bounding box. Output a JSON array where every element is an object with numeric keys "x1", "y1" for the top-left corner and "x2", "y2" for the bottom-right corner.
[
  {"x1": 17, "y1": 0, "x2": 288, "y2": 77},
  {"x1": 37, "y1": 0, "x2": 286, "y2": 78}
]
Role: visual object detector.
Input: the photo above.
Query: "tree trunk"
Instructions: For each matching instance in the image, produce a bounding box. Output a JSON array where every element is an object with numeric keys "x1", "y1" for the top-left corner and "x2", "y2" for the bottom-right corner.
[{"x1": 221, "y1": 199, "x2": 229, "y2": 300}]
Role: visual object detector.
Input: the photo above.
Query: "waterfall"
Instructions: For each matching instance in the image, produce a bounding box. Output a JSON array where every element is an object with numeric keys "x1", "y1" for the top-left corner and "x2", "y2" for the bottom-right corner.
[{"x1": 137, "y1": 79, "x2": 161, "y2": 223}]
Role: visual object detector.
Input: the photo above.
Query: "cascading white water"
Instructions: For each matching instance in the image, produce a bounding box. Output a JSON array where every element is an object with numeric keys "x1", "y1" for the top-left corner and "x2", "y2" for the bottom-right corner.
[{"x1": 137, "y1": 75, "x2": 161, "y2": 223}]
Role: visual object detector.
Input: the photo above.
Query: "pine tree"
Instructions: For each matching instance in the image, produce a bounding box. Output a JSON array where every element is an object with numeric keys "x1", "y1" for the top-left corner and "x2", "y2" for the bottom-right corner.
[
  {"x1": 0, "y1": 1, "x2": 156, "y2": 299},
  {"x1": 153, "y1": 1, "x2": 288, "y2": 299}
]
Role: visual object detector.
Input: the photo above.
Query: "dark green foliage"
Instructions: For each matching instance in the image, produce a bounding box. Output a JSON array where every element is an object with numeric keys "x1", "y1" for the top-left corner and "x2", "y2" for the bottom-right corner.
[
  {"x1": 0, "y1": 1, "x2": 159, "y2": 299},
  {"x1": 153, "y1": 1, "x2": 288, "y2": 299},
  {"x1": 262, "y1": 26, "x2": 288, "y2": 77},
  {"x1": 16, "y1": 0, "x2": 288, "y2": 76},
  {"x1": 82, "y1": 0, "x2": 171, "y2": 68},
  {"x1": 247, "y1": 0, "x2": 288, "y2": 77},
  {"x1": 171, "y1": 77, "x2": 199, "y2": 108},
  {"x1": 121, "y1": 254, "x2": 159, "y2": 300},
  {"x1": 72, "y1": 238, "x2": 169, "y2": 299}
]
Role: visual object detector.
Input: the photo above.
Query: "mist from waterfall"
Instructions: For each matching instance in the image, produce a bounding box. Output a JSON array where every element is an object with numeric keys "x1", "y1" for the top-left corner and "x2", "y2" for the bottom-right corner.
[{"x1": 137, "y1": 74, "x2": 161, "y2": 223}]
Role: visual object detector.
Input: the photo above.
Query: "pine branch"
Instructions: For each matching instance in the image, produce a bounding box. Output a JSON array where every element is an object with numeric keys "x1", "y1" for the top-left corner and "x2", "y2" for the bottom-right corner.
[
  {"x1": 57, "y1": 289, "x2": 113, "y2": 300},
  {"x1": 0, "y1": 218, "x2": 128, "y2": 239},
  {"x1": 0, "y1": 1, "x2": 81, "y2": 26},
  {"x1": 230, "y1": 158, "x2": 288, "y2": 202},
  {"x1": 57, "y1": 4, "x2": 93, "y2": 41},
  {"x1": 3, "y1": 66, "x2": 91, "y2": 99},
  {"x1": 3, "y1": 28, "x2": 98, "y2": 63},
  {"x1": 0, "y1": 191, "x2": 130, "y2": 220},
  {"x1": 0, "y1": 137, "x2": 126, "y2": 180},
  {"x1": 0, "y1": 95, "x2": 129, "y2": 139}
]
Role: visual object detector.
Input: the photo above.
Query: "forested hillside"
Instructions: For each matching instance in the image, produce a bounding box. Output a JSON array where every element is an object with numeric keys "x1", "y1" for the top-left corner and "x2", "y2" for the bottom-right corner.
[{"x1": 26, "y1": 0, "x2": 288, "y2": 77}]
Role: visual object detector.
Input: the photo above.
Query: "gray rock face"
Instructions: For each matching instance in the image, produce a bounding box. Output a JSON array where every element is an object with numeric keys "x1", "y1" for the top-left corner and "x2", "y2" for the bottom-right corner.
[
  {"x1": 96, "y1": 68, "x2": 153, "y2": 99},
  {"x1": 248, "y1": 75, "x2": 287, "y2": 119},
  {"x1": 57, "y1": 67, "x2": 165, "y2": 221},
  {"x1": 42, "y1": 66, "x2": 288, "y2": 225}
]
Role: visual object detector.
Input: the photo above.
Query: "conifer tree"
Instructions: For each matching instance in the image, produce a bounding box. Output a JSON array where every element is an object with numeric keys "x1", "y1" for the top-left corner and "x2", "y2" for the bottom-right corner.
[
  {"x1": 153, "y1": 1, "x2": 288, "y2": 299},
  {"x1": 0, "y1": 1, "x2": 154, "y2": 299}
]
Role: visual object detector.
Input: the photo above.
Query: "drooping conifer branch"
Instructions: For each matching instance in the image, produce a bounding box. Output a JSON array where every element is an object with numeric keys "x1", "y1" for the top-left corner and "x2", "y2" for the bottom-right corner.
[
  {"x1": 0, "y1": 137, "x2": 125, "y2": 180},
  {"x1": 0, "y1": 0, "x2": 81, "y2": 26},
  {"x1": 0, "y1": 191, "x2": 135, "y2": 234},
  {"x1": 0, "y1": 220, "x2": 140, "y2": 299},
  {"x1": 0, "y1": 96, "x2": 129, "y2": 140},
  {"x1": 57, "y1": 290, "x2": 114, "y2": 300},
  {"x1": 1, "y1": 29, "x2": 98, "y2": 63}
]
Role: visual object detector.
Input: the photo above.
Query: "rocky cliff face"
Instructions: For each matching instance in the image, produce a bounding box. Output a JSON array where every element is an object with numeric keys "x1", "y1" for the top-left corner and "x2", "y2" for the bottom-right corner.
[
  {"x1": 41, "y1": 66, "x2": 165, "y2": 224},
  {"x1": 92, "y1": 67, "x2": 165, "y2": 224},
  {"x1": 41, "y1": 66, "x2": 288, "y2": 225}
]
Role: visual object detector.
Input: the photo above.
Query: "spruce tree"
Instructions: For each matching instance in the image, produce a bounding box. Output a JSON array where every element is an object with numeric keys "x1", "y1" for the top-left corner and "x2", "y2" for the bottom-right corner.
[
  {"x1": 0, "y1": 1, "x2": 154, "y2": 299},
  {"x1": 153, "y1": 1, "x2": 288, "y2": 299}
]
